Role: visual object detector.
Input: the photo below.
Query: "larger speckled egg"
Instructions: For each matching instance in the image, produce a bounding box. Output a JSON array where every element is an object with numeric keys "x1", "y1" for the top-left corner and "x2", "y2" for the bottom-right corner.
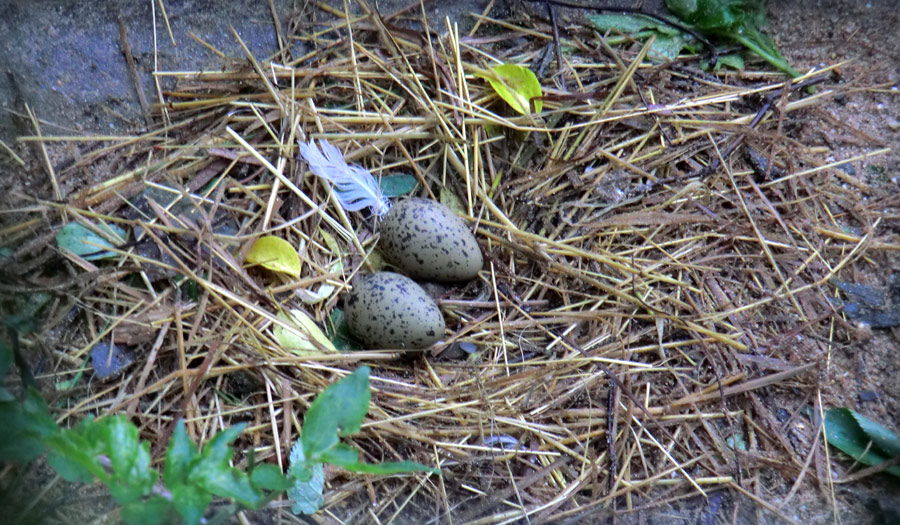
[
  {"x1": 344, "y1": 272, "x2": 445, "y2": 349},
  {"x1": 380, "y1": 198, "x2": 483, "y2": 281}
]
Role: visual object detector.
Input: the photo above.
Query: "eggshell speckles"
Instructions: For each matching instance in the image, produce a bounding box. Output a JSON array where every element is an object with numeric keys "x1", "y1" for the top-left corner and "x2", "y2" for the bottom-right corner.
[
  {"x1": 380, "y1": 198, "x2": 483, "y2": 282},
  {"x1": 344, "y1": 272, "x2": 445, "y2": 349}
]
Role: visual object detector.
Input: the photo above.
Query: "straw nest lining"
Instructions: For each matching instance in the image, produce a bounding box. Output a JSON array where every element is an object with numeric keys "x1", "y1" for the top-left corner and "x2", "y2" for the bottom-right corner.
[{"x1": 4, "y1": 2, "x2": 896, "y2": 523}]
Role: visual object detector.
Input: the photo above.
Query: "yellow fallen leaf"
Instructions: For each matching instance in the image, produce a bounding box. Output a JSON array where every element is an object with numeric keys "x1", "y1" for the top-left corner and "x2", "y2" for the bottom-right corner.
[
  {"x1": 246, "y1": 236, "x2": 302, "y2": 277},
  {"x1": 273, "y1": 309, "x2": 337, "y2": 355},
  {"x1": 477, "y1": 64, "x2": 543, "y2": 115},
  {"x1": 440, "y1": 187, "x2": 466, "y2": 215}
]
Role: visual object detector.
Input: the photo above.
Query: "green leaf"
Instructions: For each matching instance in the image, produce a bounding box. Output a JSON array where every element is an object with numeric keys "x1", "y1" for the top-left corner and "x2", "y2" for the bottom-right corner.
[
  {"x1": 319, "y1": 443, "x2": 359, "y2": 467},
  {"x1": 477, "y1": 64, "x2": 543, "y2": 115},
  {"x1": 439, "y1": 187, "x2": 466, "y2": 215},
  {"x1": 250, "y1": 463, "x2": 292, "y2": 491},
  {"x1": 339, "y1": 460, "x2": 440, "y2": 476},
  {"x1": 824, "y1": 408, "x2": 900, "y2": 478},
  {"x1": 170, "y1": 482, "x2": 213, "y2": 525},
  {"x1": 46, "y1": 422, "x2": 106, "y2": 484},
  {"x1": 0, "y1": 387, "x2": 57, "y2": 462},
  {"x1": 189, "y1": 423, "x2": 265, "y2": 508},
  {"x1": 664, "y1": 0, "x2": 799, "y2": 77},
  {"x1": 120, "y1": 497, "x2": 172, "y2": 525},
  {"x1": 301, "y1": 367, "x2": 371, "y2": 459},
  {"x1": 588, "y1": 13, "x2": 680, "y2": 35},
  {"x1": 287, "y1": 461, "x2": 325, "y2": 515},
  {"x1": 90, "y1": 416, "x2": 156, "y2": 504},
  {"x1": 56, "y1": 221, "x2": 127, "y2": 260},
  {"x1": 648, "y1": 33, "x2": 691, "y2": 61},
  {"x1": 288, "y1": 438, "x2": 313, "y2": 482},
  {"x1": 246, "y1": 236, "x2": 302, "y2": 277},
  {"x1": 165, "y1": 420, "x2": 200, "y2": 485},
  {"x1": 46, "y1": 449, "x2": 97, "y2": 484},
  {"x1": 588, "y1": 14, "x2": 692, "y2": 61},
  {"x1": 379, "y1": 174, "x2": 418, "y2": 197},
  {"x1": 326, "y1": 308, "x2": 361, "y2": 351},
  {"x1": 702, "y1": 53, "x2": 744, "y2": 71},
  {"x1": 845, "y1": 410, "x2": 900, "y2": 458}
]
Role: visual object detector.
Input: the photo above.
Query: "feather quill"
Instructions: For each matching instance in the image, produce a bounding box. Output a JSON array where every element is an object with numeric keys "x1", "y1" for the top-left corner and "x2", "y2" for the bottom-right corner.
[{"x1": 298, "y1": 139, "x2": 391, "y2": 216}]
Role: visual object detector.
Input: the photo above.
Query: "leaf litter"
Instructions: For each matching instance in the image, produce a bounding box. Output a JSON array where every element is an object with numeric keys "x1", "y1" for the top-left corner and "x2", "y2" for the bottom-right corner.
[{"x1": 1, "y1": 1, "x2": 899, "y2": 523}]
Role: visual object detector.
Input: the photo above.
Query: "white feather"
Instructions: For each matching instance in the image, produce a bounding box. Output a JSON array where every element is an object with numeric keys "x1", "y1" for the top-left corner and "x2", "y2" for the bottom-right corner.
[{"x1": 298, "y1": 139, "x2": 391, "y2": 216}]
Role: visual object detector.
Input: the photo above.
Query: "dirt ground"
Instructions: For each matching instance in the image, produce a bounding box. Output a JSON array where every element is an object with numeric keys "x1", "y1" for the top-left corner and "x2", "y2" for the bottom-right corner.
[{"x1": 1, "y1": 0, "x2": 899, "y2": 523}]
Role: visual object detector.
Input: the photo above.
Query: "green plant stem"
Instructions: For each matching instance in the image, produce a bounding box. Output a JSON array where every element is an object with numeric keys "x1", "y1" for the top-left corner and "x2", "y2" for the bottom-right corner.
[{"x1": 730, "y1": 32, "x2": 800, "y2": 77}]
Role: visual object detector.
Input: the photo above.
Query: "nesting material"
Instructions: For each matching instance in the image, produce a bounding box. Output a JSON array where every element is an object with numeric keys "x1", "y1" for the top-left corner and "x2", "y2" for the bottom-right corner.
[{"x1": 3, "y1": 2, "x2": 896, "y2": 523}]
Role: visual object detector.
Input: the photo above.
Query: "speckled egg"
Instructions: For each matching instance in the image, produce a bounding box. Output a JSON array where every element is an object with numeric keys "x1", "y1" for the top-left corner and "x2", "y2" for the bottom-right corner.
[
  {"x1": 380, "y1": 198, "x2": 483, "y2": 282},
  {"x1": 344, "y1": 272, "x2": 445, "y2": 349}
]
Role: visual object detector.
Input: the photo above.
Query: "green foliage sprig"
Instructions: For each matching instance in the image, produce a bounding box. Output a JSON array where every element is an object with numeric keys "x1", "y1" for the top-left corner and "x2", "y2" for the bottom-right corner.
[
  {"x1": 0, "y1": 351, "x2": 437, "y2": 523},
  {"x1": 665, "y1": 0, "x2": 800, "y2": 77},
  {"x1": 286, "y1": 366, "x2": 439, "y2": 515}
]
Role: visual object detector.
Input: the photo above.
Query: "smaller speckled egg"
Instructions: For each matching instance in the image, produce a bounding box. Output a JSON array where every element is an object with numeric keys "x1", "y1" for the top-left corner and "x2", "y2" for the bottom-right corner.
[
  {"x1": 344, "y1": 272, "x2": 445, "y2": 349},
  {"x1": 380, "y1": 198, "x2": 483, "y2": 282}
]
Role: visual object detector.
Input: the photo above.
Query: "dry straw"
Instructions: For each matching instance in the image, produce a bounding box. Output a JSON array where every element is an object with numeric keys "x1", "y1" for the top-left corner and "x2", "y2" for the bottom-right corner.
[{"x1": 3, "y1": 0, "x2": 896, "y2": 523}]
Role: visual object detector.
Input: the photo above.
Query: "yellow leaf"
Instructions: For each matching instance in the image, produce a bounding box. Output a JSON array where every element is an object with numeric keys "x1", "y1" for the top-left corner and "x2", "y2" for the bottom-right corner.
[
  {"x1": 273, "y1": 309, "x2": 337, "y2": 355},
  {"x1": 439, "y1": 187, "x2": 466, "y2": 215},
  {"x1": 479, "y1": 64, "x2": 543, "y2": 115},
  {"x1": 318, "y1": 228, "x2": 341, "y2": 255},
  {"x1": 246, "y1": 236, "x2": 302, "y2": 277}
]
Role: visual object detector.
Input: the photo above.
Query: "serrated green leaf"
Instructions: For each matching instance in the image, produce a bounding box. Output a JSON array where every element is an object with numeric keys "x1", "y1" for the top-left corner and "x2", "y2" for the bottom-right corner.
[
  {"x1": 339, "y1": 460, "x2": 440, "y2": 476},
  {"x1": 200, "y1": 459, "x2": 262, "y2": 507},
  {"x1": 319, "y1": 443, "x2": 359, "y2": 467},
  {"x1": 477, "y1": 64, "x2": 543, "y2": 115},
  {"x1": 824, "y1": 408, "x2": 900, "y2": 478},
  {"x1": 847, "y1": 410, "x2": 900, "y2": 458},
  {"x1": 246, "y1": 236, "x2": 302, "y2": 277},
  {"x1": 287, "y1": 462, "x2": 325, "y2": 515},
  {"x1": 56, "y1": 222, "x2": 127, "y2": 261},
  {"x1": 100, "y1": 417, "x2": 143, "y2": 482},
  {"x1": 664, "y1": 0, "x2": 799, "y2": 77},
  {"x1": 250, "y1": 463, "x2": 292, "y2": 491},
  {"x1": 379, "y1": 174, "x2": 418, "y2": 197},
  {"x1": 46, "y1": 422, "x2": 106, "y2": 484},
  {"x1": 0, "y1": 387, "x2": 57, "y2": 461},
  {"x1": 165, "y1": 420, "x2": 199, "y2": 485},
  {"x1": 47, "y1": 448, "x2": 98, "y2": 484},
  {"x1": 120, "y1": 496, "x2": 172, "y2": 525},
  {"x1": 189, "y1": 423, "x2": 265, "y2": 508},
  {"x1": 301, "y1": 367, "x2": 371, "y2": 459},
  {"x1": 89, "y1": 416, "x2": 156, "y2": 504},
  {"x1": 171, "y1": 482, "x2": 213, "y2": 525}
]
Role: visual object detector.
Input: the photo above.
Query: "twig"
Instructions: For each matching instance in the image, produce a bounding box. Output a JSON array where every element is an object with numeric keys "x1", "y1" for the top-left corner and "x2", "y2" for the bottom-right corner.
[{"x1": 118, "y1": 16, "x2": 153, "y2": 127}]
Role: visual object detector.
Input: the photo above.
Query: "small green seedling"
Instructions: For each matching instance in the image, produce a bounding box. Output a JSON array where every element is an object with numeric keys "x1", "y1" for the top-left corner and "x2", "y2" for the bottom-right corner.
[{"x1": 287, "y1": 366, "x2": 439, "y2": 515}]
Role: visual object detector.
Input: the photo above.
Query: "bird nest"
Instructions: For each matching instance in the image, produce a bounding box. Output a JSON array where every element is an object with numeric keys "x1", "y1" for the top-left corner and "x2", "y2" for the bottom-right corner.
[{"x1": 2, "y1": 2, "x2": 896, "y2": 523}]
